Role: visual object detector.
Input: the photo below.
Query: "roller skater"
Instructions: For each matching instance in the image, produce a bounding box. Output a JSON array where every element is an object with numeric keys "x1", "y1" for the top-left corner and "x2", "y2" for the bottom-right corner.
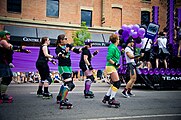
[
  {"x1": 59, "y1": 85, "x2": 72, "y2": 109},
  {"x1": 84, "y1": 79, "x2": 94, "y2": 98},
  {"x1": 55, "y1": 34, "x2": 82, "y2": 108},
  {"x1": 102, "y1": 34, "x2": 121, "y2": 108},
  {"x1": 108, "y1": 98, "x2": 120, "y2": 108},
  {"x1": 37, "y1": 90, "x2": 44, "y2": 97},
  {"x1": 121, "y1": 37, "x2": 141, "y2": 98},
  {"x1": 0, "y1": 30, "x2": 30, "y2": 104},
  {"x1": 36, "y1": 37, "x2": 57, "y2": 99},
  {"x1": 0, "y1": 94, "x2": 13, "y2": 103},
  {"x1": 79, "y1": 39, "x2": 98, "y2": 98}
]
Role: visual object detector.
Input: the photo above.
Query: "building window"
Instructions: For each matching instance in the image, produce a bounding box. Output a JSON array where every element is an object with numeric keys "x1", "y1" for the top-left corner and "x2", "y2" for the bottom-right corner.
[
  {"x1": 46, "y1": 0, "x2": 59, "y2": 17},
  {"x1": 141, "y1": 11, "x2": 150, "y2": 26},
  {"x1": 81, "y1": 10, "x2": 92, "y2": 27},
  {"x1": 7, "y1": 0, "x2": 21, "y2": 13}
]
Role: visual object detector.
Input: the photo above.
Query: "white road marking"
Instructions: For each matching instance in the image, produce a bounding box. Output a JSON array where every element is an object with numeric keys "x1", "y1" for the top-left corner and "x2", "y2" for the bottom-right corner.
[{"x1": 82, "y1": 114, "x2": 181, "y2": 120}]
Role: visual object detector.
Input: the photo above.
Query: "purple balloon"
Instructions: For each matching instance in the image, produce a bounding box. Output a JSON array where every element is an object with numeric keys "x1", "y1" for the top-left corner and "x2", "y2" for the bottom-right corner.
[
  {"x1": 140, "y1": 35, "x2": 145, "y2": 39},
  {"x1": 122, "y1": 30, "x2": 129, "y2": 41},
  {"x1": 165, "y1": 68, "x2": 171, "y2": 75},
  {"x1": 132, "y1": 24, "x2": 140, "y2": 32},
  {"x1": 159, "y1": 68, "x2": 165, "y2": 75},
  {"x1": 122, "y1": 24, "x2": 128, "y2": 30},
  {"x1": 171, "y1": 68, "x2": 176, "y2": 75},
  {"x1": 132, "y1": 32, "x2": 138, "y2": 38},
  {"x1": 126, "y1": 26, "x2": 132, "y2": 33},
  {"x1": 138, "y1": 28, "x2": 146, "y2": 36},
  {"x1": 154, "y1": 68, "x2": 159, "y2": 75},
  {"x1": 143, "y1": 68, "x2": 149, "y2": 75},
  {"x1": 149, "y1": 68, "x2": 154, "y2": 75}
]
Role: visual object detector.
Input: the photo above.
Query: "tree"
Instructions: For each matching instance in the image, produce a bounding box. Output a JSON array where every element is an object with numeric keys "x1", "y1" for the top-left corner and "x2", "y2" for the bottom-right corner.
[{"x1": 72, "y1": 22, "x2": 91, "y2": 46}]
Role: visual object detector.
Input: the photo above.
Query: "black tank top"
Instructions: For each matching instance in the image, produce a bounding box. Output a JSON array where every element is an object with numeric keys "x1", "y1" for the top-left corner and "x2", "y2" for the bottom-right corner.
[
  {"x1": 79, "y1": 47, "x2": 92, "y2": 65},
  {"x1": 0, "y1": 46, "x2": 13, "y2": 65},
  {"x1": 36, "y1": 45, "x2": 50, "y2": 63}
]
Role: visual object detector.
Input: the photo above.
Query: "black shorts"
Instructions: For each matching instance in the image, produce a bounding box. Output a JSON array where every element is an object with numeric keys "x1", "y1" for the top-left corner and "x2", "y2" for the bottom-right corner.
[
  {"x1": 0, "y1": 63, "x2": 13, "y2": 77},
  {"x1": 79, "y1": 63, "x2": 88, "y2": 72},
  {"x1": 141, "y1": 49, "x2": 151, "y2": 62},
  {"x1": 156, "y1": 48, "x2": 168, "y2": 60}
]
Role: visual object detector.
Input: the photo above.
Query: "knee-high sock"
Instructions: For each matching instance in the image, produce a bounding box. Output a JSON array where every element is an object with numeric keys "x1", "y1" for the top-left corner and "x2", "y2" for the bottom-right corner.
[
  {"x1": 85, "y1": 79, "x2": 92, "y2": 92},
  {"x1": 0, "y1": 84, "x2": 8, "y2": 95},
  {"x1": 61, "y1": 86, "x2": 69, "y2": 101},
  {"x1": 110, "y1": 85, "x2": 118, "y2": 99},
  {"x1": 58, "y1": 85, "x2": 64, "y2": 97},
  {"x1": 106, "y1": 87, "x2": 112, "y2": 96}
]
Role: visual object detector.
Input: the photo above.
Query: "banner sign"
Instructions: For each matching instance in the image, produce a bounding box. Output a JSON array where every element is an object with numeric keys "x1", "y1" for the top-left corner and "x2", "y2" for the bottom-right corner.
[{"x1": 145, "y1": 23, "x2": 160, "y2": 40}]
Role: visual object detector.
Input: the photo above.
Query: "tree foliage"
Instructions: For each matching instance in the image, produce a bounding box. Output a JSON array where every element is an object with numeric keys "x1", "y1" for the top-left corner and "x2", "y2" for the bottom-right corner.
[{"x1": 72, "y1": 22, "x2": 91, "y2": 46}]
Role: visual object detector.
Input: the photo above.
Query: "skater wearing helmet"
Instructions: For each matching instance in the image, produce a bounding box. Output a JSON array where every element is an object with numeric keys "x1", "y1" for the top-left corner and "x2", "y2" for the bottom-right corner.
[
  {"x1": 102, "y1": 34, "x2": 120, "y2": 108},
  {"x1": 0, "y1": 30, "x2": 30, "y2": 104},
  {"x1": 79, "y1": 39, "x2": 98, "y2": 98},
  {"x1": 36, "y1": 37, "x2": 57, "y2": 99},
  {"x1": 55, "y1": 34, "x2": 82, "y2": 109},
  {"x1": 121, "y1": 37, "x2": 141, "y2": 98}
]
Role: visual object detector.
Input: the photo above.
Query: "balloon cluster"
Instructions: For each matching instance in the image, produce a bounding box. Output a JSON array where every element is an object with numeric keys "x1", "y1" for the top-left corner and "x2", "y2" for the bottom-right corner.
[{"x1": 115, "y1": 24, "x2": 147, "y2": 47}]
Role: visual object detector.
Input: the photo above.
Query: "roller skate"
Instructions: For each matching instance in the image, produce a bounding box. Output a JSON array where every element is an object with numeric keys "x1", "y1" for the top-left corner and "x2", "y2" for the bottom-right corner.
[
  {"x1": 57, "y1": 96, "x2": 69, "y2": 104},
  {"x1": 37, "y1": 90, "x2": 44, "y2": 97},
  {"x1": 84, "y1": 90, "x2": 94, "y2": 98},
  {"x1": 108, "y1": 98, "x2": 120, "y2": 108},
  {"x1": 0, "y1": 94, "x2": 13, "y2": 103},
  {"x1": 59, "y1": 100, "x2": 73, "y2": 109},
  {"x1": 102, "y1": 95, "x2": 110, "y2": 104},
  {"x1": 42, "y1": 92, "x2": 53, "y2": 99}
]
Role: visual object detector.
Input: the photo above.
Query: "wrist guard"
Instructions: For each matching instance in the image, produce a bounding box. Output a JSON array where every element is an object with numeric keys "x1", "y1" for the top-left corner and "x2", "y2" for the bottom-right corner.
[
  {"x1": 113, "y1": 62, "x2": 120, "y2": 67},
  {"x1": 93, "y1": 51, "x2": 98, "y2": 56},
  {"x1": 88, "y1": 65, "x2": 93, "y2": 70}
]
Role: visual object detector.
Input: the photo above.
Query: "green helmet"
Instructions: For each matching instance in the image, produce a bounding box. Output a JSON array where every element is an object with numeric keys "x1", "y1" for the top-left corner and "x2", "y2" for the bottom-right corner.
[{"x1": 0, "y1": 30, "x2": 10, "y2": 39}]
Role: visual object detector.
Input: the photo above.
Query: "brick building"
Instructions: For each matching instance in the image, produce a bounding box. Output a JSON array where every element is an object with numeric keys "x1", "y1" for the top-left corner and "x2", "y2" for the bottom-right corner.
[{"x1": 0, "y1": 0, "x2": 180, "y2": 46}]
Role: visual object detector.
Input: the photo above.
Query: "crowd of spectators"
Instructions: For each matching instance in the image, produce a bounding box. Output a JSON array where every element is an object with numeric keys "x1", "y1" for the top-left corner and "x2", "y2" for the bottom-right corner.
[{"x1": 11, "y1": 69, "x2": 110, "y2": 84}]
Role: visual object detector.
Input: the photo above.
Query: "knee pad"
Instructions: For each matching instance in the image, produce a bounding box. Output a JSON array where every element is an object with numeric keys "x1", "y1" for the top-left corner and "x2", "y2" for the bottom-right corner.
[
  {"x1": 62, "y1": 73, "x2": 72, "y2": 80},
  {"x1": 43, "y1": 76, "x2": 52, "y2": 85},
  {"x1": 1, "y1": 77, "x2": 12, "y2": 85},
  {"x1": 64, "y1": 81, "x2": 75, "y2": 91},
  {"x1": 87, "y1": 75, "x2": 95, "y2": 82},
  {"x1": 112, "y1": 80, "x2": 121, "y2": 89}
]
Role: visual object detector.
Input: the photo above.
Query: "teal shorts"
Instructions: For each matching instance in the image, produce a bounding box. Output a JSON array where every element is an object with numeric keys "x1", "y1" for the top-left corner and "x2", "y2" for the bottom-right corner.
[{"x1": 58, "y1": 66, "x2": 72, "y2": 75}]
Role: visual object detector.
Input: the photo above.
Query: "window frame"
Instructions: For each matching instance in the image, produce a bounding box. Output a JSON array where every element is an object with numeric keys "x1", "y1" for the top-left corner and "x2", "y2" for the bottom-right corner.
[
  {"x1": 46, "y1": 0, "x2": 59, "y2": 17},
  {"x1": 7, "y1": 0, "x2": 22, "y2": 13},
  {"x1": 81, "y1": 10, "x2": 92, "y2": 27},
  {"x1": 141, "y1": 11, "x2": 150, "y2": 26}
]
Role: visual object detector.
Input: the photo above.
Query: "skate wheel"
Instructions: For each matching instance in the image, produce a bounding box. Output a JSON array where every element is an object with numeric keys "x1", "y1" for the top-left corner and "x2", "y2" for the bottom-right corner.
[
  {"x1": 67, "y1": 106, "x2": 72, "y2": 109},
  {"x1": 102, "y1": 100, "x2": 106, "y2": 104},
  {"x1": 60, "y1": 106, "x2": 63, "y2": 109},
  {"x1": 8, "y1": 100, "x2": 13, "y2": 103},
  {"x1": 84, "y1": 96, "x2": 88, "y2": 98},
  {"x1": 90, "y1": 96, "x2": 94, "y2": 98}
]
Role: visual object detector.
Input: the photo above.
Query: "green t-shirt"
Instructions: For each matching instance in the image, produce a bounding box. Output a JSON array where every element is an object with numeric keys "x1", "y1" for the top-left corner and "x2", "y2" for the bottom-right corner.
[{"x1": 106, "y1": 43, "x2": 121, "y2": 67}]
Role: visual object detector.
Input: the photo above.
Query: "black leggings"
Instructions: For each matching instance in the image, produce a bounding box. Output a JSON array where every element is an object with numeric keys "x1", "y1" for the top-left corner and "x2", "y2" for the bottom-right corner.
[
  {"x1": 36, "y1": 62, "x2": 51, "y2": 82},
  {"x1": 1, "y1": 77, "x2": 12, "y2": 86}
]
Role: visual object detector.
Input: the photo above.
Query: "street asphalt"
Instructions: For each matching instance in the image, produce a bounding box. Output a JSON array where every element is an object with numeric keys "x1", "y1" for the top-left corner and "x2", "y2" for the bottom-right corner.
[{"x1": 0, "y1": 81, "x2": 181, "y2": 120}]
